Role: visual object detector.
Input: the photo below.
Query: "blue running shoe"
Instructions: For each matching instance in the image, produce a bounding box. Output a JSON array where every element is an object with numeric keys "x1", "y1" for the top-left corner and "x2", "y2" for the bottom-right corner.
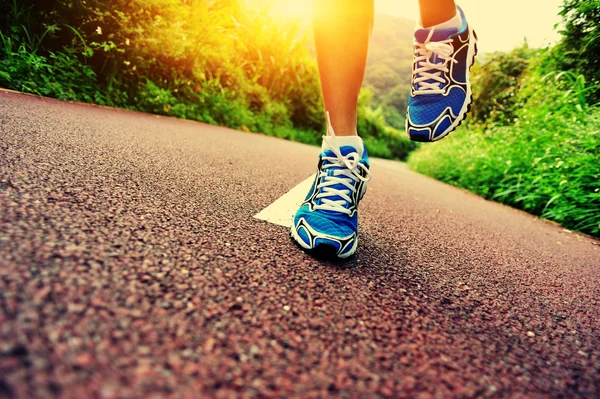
[
  {"x1": 291, "y1": 115, "x2": 371, "y2": 259},
  {"x1": 406, "y1": 5, "x2": 478, "y2": 142}
]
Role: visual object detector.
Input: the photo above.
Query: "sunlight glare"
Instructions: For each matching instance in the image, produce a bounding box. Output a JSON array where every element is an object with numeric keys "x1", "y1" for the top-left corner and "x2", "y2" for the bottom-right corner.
[{"x1": 272, "y1": 0, "x2": 312, "y2": 22}]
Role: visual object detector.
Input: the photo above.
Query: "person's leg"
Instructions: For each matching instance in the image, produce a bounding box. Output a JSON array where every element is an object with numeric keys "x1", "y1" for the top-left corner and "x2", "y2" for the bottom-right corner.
[
  {"x1": 312, "y1": 0, "x2": 374, "y2": 136},
  {"x1": 290, "y1": 0, "x2": 374, "y2": 259},
  {"x1": 419, "y1": 0, "x2": 457, "y2": 28}
]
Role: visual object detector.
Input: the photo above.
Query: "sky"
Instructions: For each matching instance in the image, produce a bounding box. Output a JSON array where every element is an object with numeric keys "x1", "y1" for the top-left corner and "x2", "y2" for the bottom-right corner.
[
  {"x1": 270, "y1": 0, "x2": 564, "y2": 52},
  {"x1": 376, "y1": 0, "x2": 563, "y2": 52}
]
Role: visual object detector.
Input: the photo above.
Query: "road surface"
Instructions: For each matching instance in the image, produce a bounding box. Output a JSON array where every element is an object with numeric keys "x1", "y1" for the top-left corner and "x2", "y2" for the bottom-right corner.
[{"x1": 1, "y1": 91, "x2": 599, "y2": 398}]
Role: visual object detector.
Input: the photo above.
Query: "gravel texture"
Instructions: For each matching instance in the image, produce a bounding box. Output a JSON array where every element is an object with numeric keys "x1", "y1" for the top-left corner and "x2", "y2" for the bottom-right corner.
[{"x1": 1, "y1": 90, "x2": 599, "y2": 398}]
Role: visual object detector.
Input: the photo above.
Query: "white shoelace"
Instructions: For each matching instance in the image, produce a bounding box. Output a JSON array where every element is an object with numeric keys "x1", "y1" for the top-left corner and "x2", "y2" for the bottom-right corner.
[
  {"x1": 413, "y1": 29, "x2": 458, "y2": 95},
  {"x1": 313, "y1": 113, "x2": 372, "y2": 215}
]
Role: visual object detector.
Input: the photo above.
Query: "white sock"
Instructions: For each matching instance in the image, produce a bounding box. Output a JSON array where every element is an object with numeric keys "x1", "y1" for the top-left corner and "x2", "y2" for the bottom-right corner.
[
  {"x1": 322, "y1": 135, "x2": 365, "y2": 157},
  {"x1": 418, "y1": 7, "x2": 462, "y2": 30}
]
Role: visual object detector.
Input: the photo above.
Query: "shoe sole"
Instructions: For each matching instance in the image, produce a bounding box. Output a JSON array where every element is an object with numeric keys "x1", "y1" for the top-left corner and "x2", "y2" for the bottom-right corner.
[
  {"x1": 290, "y1": 225, "x2": 358, "y2": 259},
  {"x1": 408, "y1": 27, "x2": 479, "y2": 142}
]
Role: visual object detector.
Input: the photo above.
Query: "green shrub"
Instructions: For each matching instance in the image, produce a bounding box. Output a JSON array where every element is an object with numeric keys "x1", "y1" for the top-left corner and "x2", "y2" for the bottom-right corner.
[
  {"x1": 357, "y1": 89, "x2": 418, "y2": 160},
  {"x1": 552, "y1": 0, "x2": 600, "y2": 103},
  {"x1": 409, "y1": 67, "x2": 600, "y2": 237},
  {"x1": 470, "y1": 45, "x2": 535, "y2": 124},
  {"x1": 0, "y1": 26, "x2": 102, "y2": 102}
]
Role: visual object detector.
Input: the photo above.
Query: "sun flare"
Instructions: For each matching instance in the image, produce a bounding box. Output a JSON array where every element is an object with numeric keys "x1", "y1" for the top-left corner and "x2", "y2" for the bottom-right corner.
[{"x1": 271, "y1": 0, "x2": 313, "y2": 21}]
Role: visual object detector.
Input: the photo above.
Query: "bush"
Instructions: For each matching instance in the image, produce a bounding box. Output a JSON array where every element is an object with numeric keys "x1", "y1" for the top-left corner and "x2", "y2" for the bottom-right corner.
[
  {"x1": 357, "y1": 89, "x2": 418, "y2": 160},
  {"x1": 0, "y1": 24, "x2": 103, "y2": 103},
  {"x1": 552, "y1": 0, "x2": 600, "y2": 103},
  {"x1": 470, "y1": 45, "x2": 535, "y2": 124},
  {"x1": 0, "y1": 0, "x2": 324, "y2": 133},
  {"x1": 409, "y1": 65, "x2": 600, "y2": 237},
  {"x1": 407, "y1": 2, "x2": 600, "y2": 236}
]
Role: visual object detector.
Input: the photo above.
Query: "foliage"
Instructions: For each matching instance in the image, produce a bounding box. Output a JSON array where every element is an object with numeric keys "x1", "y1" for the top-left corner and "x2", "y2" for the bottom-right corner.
[
  {"x1": 407, "y1": 2, "x2": 600, "y2": 236},
  {"x1": 0, "y1": 0, "x2": 321, "y2": 131},
  {"x1": 357, "y1": 89, "x2": 418, "y2": 160},
  {"x1": 552, "y1": 0, "x2": 600, "y2": 102},
  {"x1": 0, "y1": 1, "x2": 102, "y2": 102},
  {"x1": 363, "y1": 14, "x2": 414, "y2": 130},
  {"x1": 409, "y1": 56, "x2": 600, "y2": 237},
  {"x1": 470, "y1": 45, "x2": 535, "y2": 124}
]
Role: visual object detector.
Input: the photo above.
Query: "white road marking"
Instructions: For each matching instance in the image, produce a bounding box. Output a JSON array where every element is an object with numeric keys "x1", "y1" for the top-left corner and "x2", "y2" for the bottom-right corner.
[{"x1": 254, "y1": 174, "x2": 315, "y2": 228}]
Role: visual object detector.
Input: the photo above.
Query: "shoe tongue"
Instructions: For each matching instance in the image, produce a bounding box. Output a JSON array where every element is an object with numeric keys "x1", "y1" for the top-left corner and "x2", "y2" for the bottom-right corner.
[
  {"x1": 318, "y1": 145, "x2": 361, "y2": 211},
  {"x1": 414, "y1": 27, "x2": 458, "y2": 43},
  {"x1": 322, "y1": 136, "x2": 364, "y2": 158},
  {"x1": 322, "y1": 145, "x2": 362, "y2": 159}
]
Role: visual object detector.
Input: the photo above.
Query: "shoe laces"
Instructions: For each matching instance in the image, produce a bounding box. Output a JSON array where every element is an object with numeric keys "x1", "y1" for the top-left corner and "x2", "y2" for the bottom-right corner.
[
  {"x1": 413, "y1": 28, "x2": 458, "y2": 95},
  {"x1": 313, "y1": 113, "x2": 372, "y2": 215}
]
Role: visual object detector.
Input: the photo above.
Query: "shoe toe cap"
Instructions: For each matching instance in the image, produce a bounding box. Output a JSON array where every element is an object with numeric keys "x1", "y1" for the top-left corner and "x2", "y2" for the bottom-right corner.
[
  {"x1": 294, "y1": 211, "x2": 356, "y2": 239},
  {"x1": 292, "y1": 207, "x2": 357, "y2": 253},
  {"x1": 314, "y1": 237, "x2": 342, "y2": 253},
  {"x1": 408, "y1": 127, "x2": 432, "y2": 142}
]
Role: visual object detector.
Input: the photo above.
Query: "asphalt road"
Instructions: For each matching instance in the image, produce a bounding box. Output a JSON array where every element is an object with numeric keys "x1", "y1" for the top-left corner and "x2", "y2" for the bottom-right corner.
[{"x1": 1, "y1": 90, "x2": 599, "y2": 398}]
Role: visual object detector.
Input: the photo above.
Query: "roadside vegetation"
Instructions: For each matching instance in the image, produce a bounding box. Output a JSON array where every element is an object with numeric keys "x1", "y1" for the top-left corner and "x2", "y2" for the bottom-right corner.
[{"x1": 409, "y1": 0, "x2": 600, "y2": 237}]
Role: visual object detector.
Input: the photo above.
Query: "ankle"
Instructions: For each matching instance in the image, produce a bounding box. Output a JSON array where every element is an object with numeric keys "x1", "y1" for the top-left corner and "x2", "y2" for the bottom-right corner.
[
  {"x1": 333, "y1": 131, "x2": 359, "y2": 137},
  {"x1": 327, "y1": 120, "x2": 358, "y2": 137},
  {"x1": 420, "y1": 6, "x2": 457, "y2": 28}
]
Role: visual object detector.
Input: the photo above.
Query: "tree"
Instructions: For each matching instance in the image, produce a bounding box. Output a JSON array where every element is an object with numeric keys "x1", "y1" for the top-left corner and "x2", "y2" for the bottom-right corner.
[
  {"x1": 556, "y1": 0, "x2": 600, "y2": 102},
  {"x1": 365, "y1": 64, "x2": 400, "y2": 91}
]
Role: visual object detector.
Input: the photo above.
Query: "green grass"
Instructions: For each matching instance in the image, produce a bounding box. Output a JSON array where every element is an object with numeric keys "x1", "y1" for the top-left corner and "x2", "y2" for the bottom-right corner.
[{"x1": 409, "y1": 71, "x2": 600, "y2": 237}]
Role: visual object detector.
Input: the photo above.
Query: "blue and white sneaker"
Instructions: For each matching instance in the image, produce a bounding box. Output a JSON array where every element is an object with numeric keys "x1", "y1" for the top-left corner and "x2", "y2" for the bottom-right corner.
[
  {"x1": 291, "y1": 115, "x2": 371, "y2": 259},
  {"x1": 406, "y1": 5, "x2": 478, "y2": 142}
]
